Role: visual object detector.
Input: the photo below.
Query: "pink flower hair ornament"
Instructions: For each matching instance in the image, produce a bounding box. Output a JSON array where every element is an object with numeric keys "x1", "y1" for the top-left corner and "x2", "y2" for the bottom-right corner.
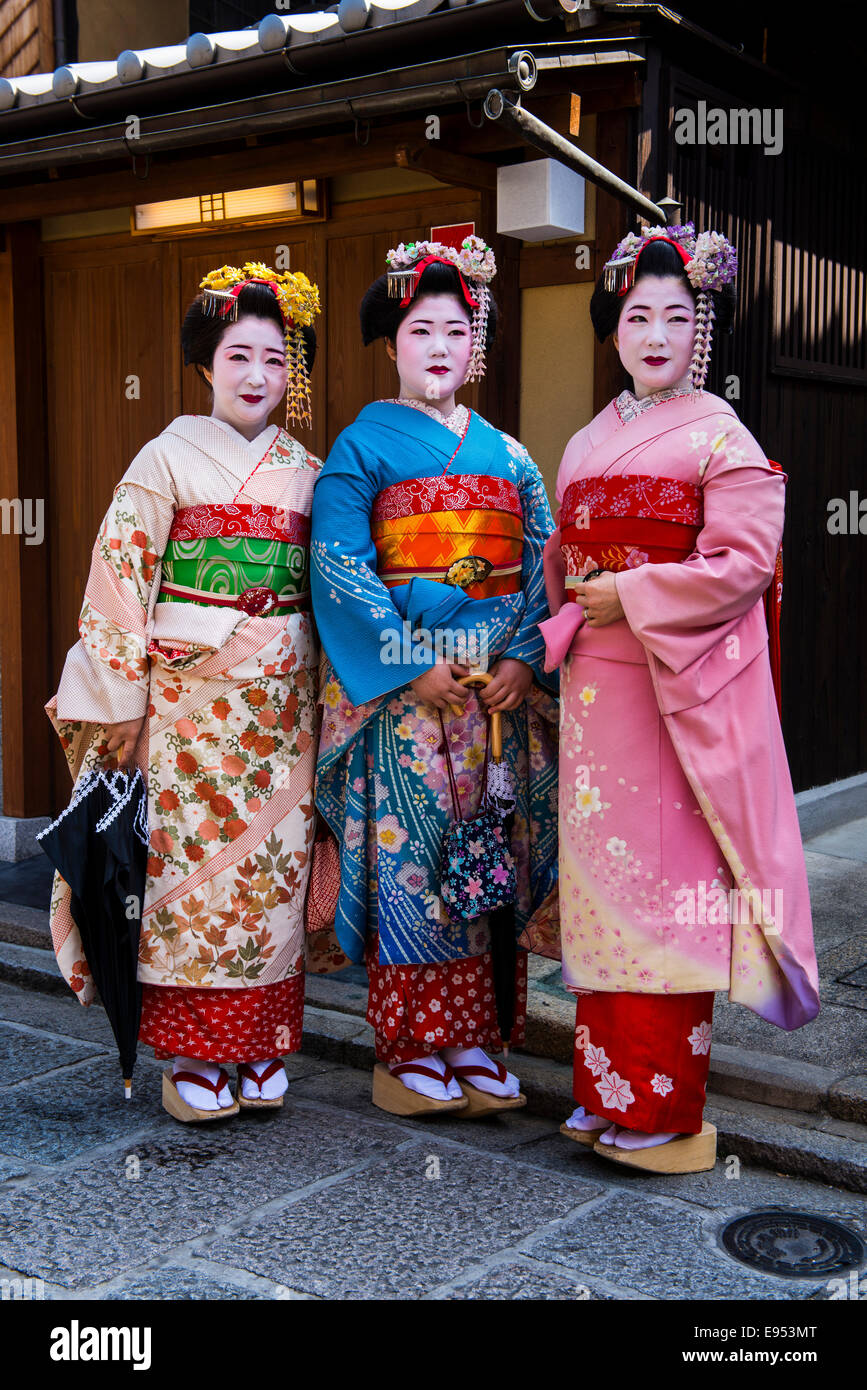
[
  {"x1": 385, "y1": 235, "x2": 497, "y2": 383},
  {"x1": 602, "y1": 222, "x2": 738, "y2": 393}
]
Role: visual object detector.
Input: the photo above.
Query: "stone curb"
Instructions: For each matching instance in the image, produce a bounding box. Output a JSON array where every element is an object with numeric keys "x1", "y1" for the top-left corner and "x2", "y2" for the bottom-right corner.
[
  {"x1": 3, "y1": 921, "x2": 866, "y2": 1191},
  {"x1": 306, "y1": 971, "x2": 867, "y2": 1128},
  {"x1": 4, "y1": 936, "x2": 866, "y2": 1129},
  {"x1": 0, "y1": 940, "x2": 67, "y2": 994},
  {"x1": 796, "y1": 772, "x2": 867, "y2": 840},
  {"x1": 297, "y1": 1001, "x2": 867, "y2": 1193},
  {"x1": 0, "y1": 940, "x2": 863, "y2": 1193},
  {"x1": 0, "y1": 903, "x2": 52, "y2": 950}
]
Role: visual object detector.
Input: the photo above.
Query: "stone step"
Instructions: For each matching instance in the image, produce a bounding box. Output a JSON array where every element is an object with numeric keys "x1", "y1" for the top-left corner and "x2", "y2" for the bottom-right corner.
[
  {"x1": 296, "y1": 1005, "x2": 867, "y2": 1194},
  {"x1": 0, "y1": 940, "x2": 67, "y2": 995},
  {"x1": 1, "y1": 941, "x2": 863, "y2": 1192},
  {"x1": 495, "y1": 1054, "x2": 867, "y2": 1195},
  {"x1": 0, "y1": 902, "x2": 52, "y2": 950},
  {"x1": 307, "y1": 970, "x2": 867, "y2": 1128}
]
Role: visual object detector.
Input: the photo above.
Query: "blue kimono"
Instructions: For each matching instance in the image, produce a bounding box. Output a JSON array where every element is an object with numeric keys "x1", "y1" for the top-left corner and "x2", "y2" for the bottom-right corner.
[{"x1": 311, "y1": 402, "x2": 558, "y2": 966}]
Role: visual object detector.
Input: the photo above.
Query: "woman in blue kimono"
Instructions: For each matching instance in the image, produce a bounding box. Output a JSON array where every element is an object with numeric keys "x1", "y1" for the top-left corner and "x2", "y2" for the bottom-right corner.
[{"x1": 311, "y1": 238, "x2": 558, "y2": 1116}]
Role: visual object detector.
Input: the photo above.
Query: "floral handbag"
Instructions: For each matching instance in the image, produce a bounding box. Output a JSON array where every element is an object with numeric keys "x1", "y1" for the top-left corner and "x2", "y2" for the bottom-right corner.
[{"x1": 438, "y1": 710, "x2": 516, "y2": 923}]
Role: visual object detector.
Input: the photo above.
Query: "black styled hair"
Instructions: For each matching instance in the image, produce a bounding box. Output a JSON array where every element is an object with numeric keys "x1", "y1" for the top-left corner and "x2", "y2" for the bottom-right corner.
[
  {"x1": 359, "y1": 258, "x2": 498, "y2": 351},
  {"x1": 181, "y1": 280, "x2": 316, "y2": 386},
  {"x1": 589, "y1": 237, "x2": 736, "y2": 343}
]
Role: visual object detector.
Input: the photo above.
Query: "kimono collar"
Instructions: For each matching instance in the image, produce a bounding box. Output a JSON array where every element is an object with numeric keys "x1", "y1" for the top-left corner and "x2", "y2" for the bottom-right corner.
[{"x1": 162, "y1": 415, "x2": 279, "y2": 485}]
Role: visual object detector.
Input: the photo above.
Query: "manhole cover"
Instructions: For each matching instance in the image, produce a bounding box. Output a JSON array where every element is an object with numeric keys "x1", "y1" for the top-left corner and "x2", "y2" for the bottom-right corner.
[{"x1": 721, "y1": 1210, "x2": 865, "y2": 1278}]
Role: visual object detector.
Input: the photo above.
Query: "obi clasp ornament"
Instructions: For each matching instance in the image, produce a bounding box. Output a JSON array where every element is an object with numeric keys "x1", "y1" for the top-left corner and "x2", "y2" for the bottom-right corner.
[
  {"x1": 445, "y1": 555, "x2": 493, "y2": 589},
  {"x1": 235, "y1": 585, "x2": 279, "y2": 616}
]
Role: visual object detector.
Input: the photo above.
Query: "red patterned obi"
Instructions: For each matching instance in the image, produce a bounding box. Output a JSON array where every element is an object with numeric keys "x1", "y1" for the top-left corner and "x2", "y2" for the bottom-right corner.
[
  {"x1": 371, "y1": 474, "x2": 524, "y2": 600},
  {"x1": 157, "y1": 503, "x2": 310, "y2": 617},
  {"x1": 561, "y1": 474, "x2": 702, "y2": 598}
]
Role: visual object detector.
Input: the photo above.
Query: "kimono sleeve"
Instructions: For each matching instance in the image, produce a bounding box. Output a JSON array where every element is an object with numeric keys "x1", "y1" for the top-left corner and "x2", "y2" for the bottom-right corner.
[
  {"x1": 615, "y1": 419, "x2": 784, "y2": 674},
  {"x1": 53, "y1": 442, "x2": 177, "y2": 724},
  {"x1": 310, "y1": 430, "x2": 436, "y2": 706},
  {"x1": 500, "y1": 440, "x2": 557, "y2": 681}
]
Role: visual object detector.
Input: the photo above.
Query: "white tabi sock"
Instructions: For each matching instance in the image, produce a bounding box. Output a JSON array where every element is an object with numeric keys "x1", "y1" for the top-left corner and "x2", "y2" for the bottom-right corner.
[
  {"x1": 241, "y1": 1059, "x2": 288, "y2": 1101},
  {"x1": 388, "y1": 1053, "x2": 463, "y2": 1101},
  {"x1": 440, "y1": 1046, "x2": 521, "y2": 1098},
  {"x1": 564, "y1": 1105, "x2": 608, "y2": 1131},
  {"x1": 172, "y1": 1057, "x2": 234, "y2": 1110},
  {"x1": 614, "y1": 1128, "x2": 679, "y2": 1150}
]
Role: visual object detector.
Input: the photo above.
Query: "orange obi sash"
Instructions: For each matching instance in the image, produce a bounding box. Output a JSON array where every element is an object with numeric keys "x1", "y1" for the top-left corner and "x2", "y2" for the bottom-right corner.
[
  {"x1": 561, "y1": 474, "x2": 702, "y2": 594},
  {"x1": 371, "y1": 473, "x2": 524, "y2": 599}
]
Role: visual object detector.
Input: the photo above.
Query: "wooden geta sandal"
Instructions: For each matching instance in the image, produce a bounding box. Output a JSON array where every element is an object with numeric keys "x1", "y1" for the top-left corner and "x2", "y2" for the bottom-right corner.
[
  {"x1": 592, "y1": 1121, "x2": 717, "y2": 1172},
  {"x1": 237, "y1": 1060, "x2": 286, "y2": 1110},
  {"x1": 372, "y1": 1062, "x2": 469, "y2": 1116},
  {"x1": 162, "y1": 1067, "x2": 239, "y2": 1123}
]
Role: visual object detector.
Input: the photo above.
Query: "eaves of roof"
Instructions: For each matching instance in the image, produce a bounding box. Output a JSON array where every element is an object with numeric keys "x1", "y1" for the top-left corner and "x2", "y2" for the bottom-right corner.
[
  {"x1": 0, "y1": 0, "x2": 575, "y2": 131},
  {"x1": 0, "y1": 31, "x2": 648, "y2": 179}
]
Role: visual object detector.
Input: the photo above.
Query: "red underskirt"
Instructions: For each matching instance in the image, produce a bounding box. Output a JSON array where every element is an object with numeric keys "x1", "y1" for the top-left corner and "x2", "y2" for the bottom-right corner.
[
  {"x1": 365, "y1": 931, "x2": 528, "y2": 1064},
  {"x1": 573, "y1": 990, "x2": 714, "y2": 1133},
  {"x1": 138, "y1": 975, "x2": 305, "y2": 1061}
]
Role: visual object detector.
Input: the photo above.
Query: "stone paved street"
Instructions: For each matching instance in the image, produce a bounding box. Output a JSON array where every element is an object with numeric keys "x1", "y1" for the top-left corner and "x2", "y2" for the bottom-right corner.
[{"x1": 1, "y1": 978, "x2": 865, "y2": 1302}]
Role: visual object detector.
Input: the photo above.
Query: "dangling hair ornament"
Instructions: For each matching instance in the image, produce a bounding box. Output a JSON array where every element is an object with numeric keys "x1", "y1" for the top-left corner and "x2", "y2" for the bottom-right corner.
[
  {"x1": 385, "y1": 235, "x2": 496, "y2": 383},
  {"x1": 199, "y1": 261, "x2": 321, "y2": 428},
  {"x1": 603, "y1": 223, "x2": 737, "y2": 392},
  {"x1": 690, "y1": 291, "x2": 715, "y2": 392}
]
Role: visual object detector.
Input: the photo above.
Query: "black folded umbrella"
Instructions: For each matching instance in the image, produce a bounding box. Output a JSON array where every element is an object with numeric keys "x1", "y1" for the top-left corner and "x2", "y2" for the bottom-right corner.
[{"x1": 38, "y1": 767, "x2": 147, "y2": 1098}]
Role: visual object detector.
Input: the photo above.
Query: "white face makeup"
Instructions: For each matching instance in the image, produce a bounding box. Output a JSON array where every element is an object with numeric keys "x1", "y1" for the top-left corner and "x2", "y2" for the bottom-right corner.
[
  {"x1": 204, "y1": 313, "x2": 288, "y2": 441},
  {"x1": 613, "y1": 275, "x2": 697, "y2": 400},
  {"x1": 386, "y1": 292, "x2": 474, "y2": 414}
]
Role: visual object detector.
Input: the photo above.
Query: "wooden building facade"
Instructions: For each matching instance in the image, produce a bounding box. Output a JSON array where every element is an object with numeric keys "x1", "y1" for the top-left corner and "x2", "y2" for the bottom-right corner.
[{"x1": 0, "y1": 1, "x2": 863, "y2": 846}]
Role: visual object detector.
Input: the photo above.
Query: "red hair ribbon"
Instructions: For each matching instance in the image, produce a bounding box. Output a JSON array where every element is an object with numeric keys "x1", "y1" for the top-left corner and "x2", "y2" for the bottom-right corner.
[
  {"x1": 216, "y1": 277, "x2": 289, "y2": 325},
  {"x1": 398, "y1": 254, "x2": 480, "y2": 310},
  {"x1": 617, "y1": 237, "x2": 692, "y2": 298}
]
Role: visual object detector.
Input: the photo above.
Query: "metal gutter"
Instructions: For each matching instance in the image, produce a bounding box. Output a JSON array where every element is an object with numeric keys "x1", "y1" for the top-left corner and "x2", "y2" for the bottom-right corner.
[
  {"x1": 0, "y1": 55, "x2": 533, "y2": 175},
  {"x1": 0, "y1": 38, "x2": 645, "y2": 178}
]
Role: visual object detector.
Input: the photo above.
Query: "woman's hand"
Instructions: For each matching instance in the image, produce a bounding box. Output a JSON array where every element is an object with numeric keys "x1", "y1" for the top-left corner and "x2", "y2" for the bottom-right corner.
[
  {"x1": 571, "y1": 572, "x2": 624, "y2": 628},
  {"x1": 479, "y1": 658, "x2": 533, "y2": 713},
  {"x1": 410, "y1": 661, "x2": 471, "y2": 711},
  {"x1": 104, "y1": 717, "x2": 145, "y2": 766}
]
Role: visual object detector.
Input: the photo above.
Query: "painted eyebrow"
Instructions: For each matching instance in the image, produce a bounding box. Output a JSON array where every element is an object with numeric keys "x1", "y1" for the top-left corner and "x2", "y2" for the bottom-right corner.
[
  {"x1": 626, "y1": 303, "x2": 692, "y2": 312},
  {"x1": 224, "y1": 342, "x2": 286, "y2": 352},
  {"x1": 406, "y1": 318, "x2": 469, "y2": 325}
]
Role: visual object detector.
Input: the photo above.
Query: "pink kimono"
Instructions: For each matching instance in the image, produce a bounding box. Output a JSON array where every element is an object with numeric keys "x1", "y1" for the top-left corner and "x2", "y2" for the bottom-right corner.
[{"x1": 538, "y1": 387, "x2": 819, "y2": 1133}]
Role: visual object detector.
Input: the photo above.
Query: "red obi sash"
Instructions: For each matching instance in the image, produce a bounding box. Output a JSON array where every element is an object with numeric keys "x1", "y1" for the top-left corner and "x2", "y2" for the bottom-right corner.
[
  {"x1": 371, "y1": 473, "x2": 524, "y2": 599},
  {"x1": 561, "y1": 468, "x2": 784, "y2": 713},
  {"x1": 561, "y1": 474, "x2": 702, "y2": 580},
  {"x1": 169, "y1": 503, "x2": 310, "y2": 546}
]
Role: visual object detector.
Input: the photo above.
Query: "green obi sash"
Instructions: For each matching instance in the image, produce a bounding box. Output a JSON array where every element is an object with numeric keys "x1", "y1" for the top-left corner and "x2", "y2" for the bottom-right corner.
[{"x1": 157, "y1": 505, "x2": 310, "y2": 617}]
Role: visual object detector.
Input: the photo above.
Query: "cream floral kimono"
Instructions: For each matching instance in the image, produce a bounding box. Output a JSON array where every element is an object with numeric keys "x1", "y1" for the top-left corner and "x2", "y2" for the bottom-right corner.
[{"x1": 47, "y1": 415, "x2": 321, "y2": 1004}]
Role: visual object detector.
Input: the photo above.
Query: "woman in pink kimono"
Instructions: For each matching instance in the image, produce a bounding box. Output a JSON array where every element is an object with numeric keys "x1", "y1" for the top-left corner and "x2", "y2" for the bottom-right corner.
[
  {"x1": 46, "y1": 263, "x2": 323, "y2": 1123},
  {"x1": 538, "y1": 224, "x2": 819, "y2": 1172}
]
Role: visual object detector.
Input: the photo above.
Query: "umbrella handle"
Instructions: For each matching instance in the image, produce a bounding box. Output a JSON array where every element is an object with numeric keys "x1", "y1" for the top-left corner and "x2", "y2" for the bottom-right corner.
[{"x1": 454, "y1": 672, "x2": 502, "y2": 760}]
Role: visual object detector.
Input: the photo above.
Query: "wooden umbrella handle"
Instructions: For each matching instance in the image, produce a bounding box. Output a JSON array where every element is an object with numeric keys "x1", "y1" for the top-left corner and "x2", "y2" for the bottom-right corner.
[{"x1": 454, "y1": 672, "x2": 502, "y2": 760}]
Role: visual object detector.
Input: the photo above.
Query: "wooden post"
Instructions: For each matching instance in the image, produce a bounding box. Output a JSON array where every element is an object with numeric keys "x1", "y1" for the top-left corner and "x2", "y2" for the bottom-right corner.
[
  {"x1": 479, "y1": 188, "x2": 521, "y2": 438},
  {"x1": 0, "y1": 222, "x2": 54, "y2": 819},
  {"x1": 593, "y1": 108, "x2": 633, "y2": 416}
]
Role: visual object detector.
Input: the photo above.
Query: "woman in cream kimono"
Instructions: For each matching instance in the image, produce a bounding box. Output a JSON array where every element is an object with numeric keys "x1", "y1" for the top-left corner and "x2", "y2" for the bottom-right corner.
[
  {"x1": 47, "y1": 263, "x2": 323, "y2": 1122},
  {"x1": 539, "y1": 225, "x2": 819, "y2": 1172}
]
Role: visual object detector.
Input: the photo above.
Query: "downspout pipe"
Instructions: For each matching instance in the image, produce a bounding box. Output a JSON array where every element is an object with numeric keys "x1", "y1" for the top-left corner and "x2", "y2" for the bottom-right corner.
[{"x1": 483, "y1": 88, "x2": 666, "y2": 225}]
